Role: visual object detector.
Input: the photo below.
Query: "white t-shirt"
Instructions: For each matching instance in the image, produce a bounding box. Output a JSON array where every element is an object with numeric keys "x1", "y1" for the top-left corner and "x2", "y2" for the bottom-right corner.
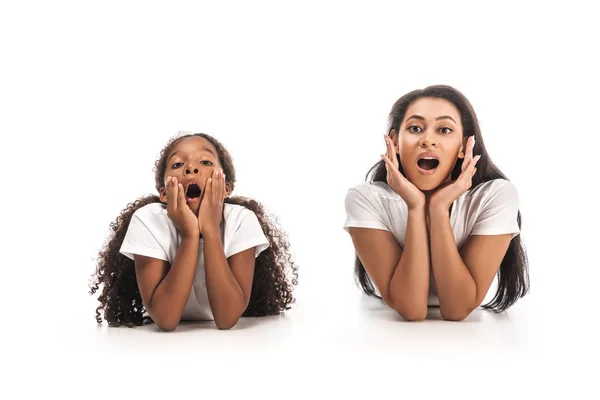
[
  {"x1": 343, "y1": 178, "x2": 520, "y2": 305},
  {"x1": 120, "y1": 202, "x2": 270, "y2": 321}
]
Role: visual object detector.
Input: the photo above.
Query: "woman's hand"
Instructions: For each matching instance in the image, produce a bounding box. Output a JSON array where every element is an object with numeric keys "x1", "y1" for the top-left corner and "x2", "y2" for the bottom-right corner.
[
  {"x1": 165, "y1": 176, "x2": 200, "y2": 239},
  {"x1": 198, "y1": 168, "x2": 226, "y2": 236},
  {"x1": 381, "y1": 135, "x2": 426, "y2": 210},
  {"x1": 429, "y1": 135, "x2": 481, "y2": 211}
]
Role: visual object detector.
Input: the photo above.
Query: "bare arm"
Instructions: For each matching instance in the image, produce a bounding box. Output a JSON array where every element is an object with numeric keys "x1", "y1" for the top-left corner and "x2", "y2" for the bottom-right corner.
[
  {"x1": 199, "y1": 168, "x2": 255, "y2": 330},
  {"x1": 348, "y1": 205, "x2": 430, "y2": 321},
  {"x1": 203, "y1": 229, "x2": 255, "y2": 330},
  {"x1": 134, "y1": 235, "x2": 199, "y2": 331},
  {"x1": 133, "y1": 176, "x2": 201, "y2": 331},
  {"x1": 429, "y1": 206, "x2": 513, "y2": 320}
]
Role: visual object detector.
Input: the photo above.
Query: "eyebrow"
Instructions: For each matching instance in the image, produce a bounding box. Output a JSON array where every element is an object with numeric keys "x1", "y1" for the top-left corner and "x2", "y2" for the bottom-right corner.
[
  {"x1": 167, "y1": 147, "x2": 217, "y2": 162},
  {"x1": 406, "y1": 115, "x2": 457, "y2": 124}
]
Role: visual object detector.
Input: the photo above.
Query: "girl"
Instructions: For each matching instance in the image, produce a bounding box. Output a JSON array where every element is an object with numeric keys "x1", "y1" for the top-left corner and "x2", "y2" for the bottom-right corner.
[
  {"x1": 90, "y1": 133, "x2": 298, "y2": 331},
  {"x1": 344, "y1": 85, "x2": 529, "y2": 321}
]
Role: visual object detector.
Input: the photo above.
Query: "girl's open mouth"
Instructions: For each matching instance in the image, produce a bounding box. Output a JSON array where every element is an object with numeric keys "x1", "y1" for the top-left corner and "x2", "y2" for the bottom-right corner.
[
  {"x1": 416, "y1": 158, "x2": 440, "y2": 175},
  {"x1": 186, "y1": 183, "x2": 201, "y2": 203}
]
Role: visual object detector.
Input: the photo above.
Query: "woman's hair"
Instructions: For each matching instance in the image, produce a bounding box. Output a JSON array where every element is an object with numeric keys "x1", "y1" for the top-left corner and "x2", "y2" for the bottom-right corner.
[
  {"x1": 357, "y1": 85, "x2": 529, "y2": 312},
  {"x1": 89, "y1": 133, "x2": 299, "y2": 326}
]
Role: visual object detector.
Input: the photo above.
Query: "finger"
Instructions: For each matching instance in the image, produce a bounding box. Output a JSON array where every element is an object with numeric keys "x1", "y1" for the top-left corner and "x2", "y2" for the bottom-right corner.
[
  {"x1": 210, "y1": 169, "x2": 218, "y2": 202},
  {"x1": 385, "y1": 136, "x2": 399, "y2": 168},
  {"x1": 167, "y1": 177, "x2": 177, "y2": 212},
  {"x1": 462, "y1": 136, "x2": 473, "y2": 171},
  {"x1": 381, "y1": 153, "x2": 391, "y2": 171},
  {"x1": 204, "y1": 176, "x2": 213, "y2": 204},
  {"x1": 215, "y1": 169, "x2": 223, "y2": 202},
  {"x1": 381, "y1": 154, "x2": 403, "y2": 180},
  {"x1": 219, "y1": 170, "x2": 225, "y2": 201},
  {"x1": 467, "y1": 154, "x2": 480, "y2": 171},
  {"x1": 471, "y1": 155, "x2": 481, "y2": 175},
  {"x1": 212, "y1": 170, "x2": 218, "y2": 202},
  {"x1": 177, "y1": 183, "x2": 186, "y2": 209}
]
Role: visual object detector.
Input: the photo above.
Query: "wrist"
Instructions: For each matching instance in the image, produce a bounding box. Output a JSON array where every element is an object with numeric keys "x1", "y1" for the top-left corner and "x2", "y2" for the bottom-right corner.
[
  {"x1": 201, "y1": 224, "x2": 221, "y2": 238},
  {"x1": 180, "y1": 230, "x2": 200, "y2": 241},
  {"x1": 407, "y1": 204, "x2": 426, "y2": 213},
  {"x1": 428, "y1": 203, "x2": 451, "y2": 217}
]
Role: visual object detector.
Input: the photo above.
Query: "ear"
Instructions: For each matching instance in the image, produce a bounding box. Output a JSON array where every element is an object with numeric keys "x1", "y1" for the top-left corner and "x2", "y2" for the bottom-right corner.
[
  {"x1": 159, "y1": 187, "x2": 167, "y2": 203},
  {"x1": 389, "y1": 129, "x2": 399, "y2": 151},
  {"x1": 223, "y1": 182, "x2": 232, "y2": 199}
]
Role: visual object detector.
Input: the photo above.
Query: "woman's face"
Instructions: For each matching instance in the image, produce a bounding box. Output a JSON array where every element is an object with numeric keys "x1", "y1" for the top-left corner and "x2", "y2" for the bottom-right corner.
[{"x1": 391, "y1": 97, "x2": 466, "y2": 192}]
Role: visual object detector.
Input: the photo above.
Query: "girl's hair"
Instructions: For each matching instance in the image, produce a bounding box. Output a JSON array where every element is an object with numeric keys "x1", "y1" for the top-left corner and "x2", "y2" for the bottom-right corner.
[
  {"x1": 89, "y1": 133, "x2": 298, "y2": 326},
  {"x1": 357, "y1": 85, "x2": 529, "y2": 312}
]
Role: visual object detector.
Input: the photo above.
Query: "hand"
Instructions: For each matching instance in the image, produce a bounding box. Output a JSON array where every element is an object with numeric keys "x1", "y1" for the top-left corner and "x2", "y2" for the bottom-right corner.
[
  {"x1": 429, "y1": 135, "x2": 481, "y2": 211},
  {"x1": 198, "y1": 168, "x2": 226, "y2": 236},
  {"x1": 165, "y1": 176, "x2": 200, "y2": 239},
  {"x1": 381, "y1": 135, "x2": 426, "y2": 210}
]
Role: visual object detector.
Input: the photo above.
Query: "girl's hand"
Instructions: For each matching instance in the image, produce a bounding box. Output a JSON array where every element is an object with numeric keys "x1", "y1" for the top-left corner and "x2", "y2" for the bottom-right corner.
[
  {"x1": 429, "y1": 135, "x2": 481, "y2": 211},
  {"x1": 165, "y1": 176, "x2": 200, "y2": 239},
  {"x1": 198, "y1": 168, "x2": 226, "y2": 236},
  {"x1": 381, "y1": 135, "x2": 426, "y2": 210}
]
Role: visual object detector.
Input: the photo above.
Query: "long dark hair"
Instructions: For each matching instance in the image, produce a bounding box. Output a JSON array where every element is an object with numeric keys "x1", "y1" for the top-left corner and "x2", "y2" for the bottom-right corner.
[
  {"x1": 355, "y1": 85, "x2": 529, "y2": 312},
  {"x1": 89, "y1": 133, "x2": 299, "y2": 326}
]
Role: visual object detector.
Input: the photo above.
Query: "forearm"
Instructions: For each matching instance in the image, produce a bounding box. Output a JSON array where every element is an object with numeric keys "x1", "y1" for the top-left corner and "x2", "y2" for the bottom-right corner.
[
  {"x1": 151, "y1": 236, "x2": 199, "y2": 327},
  {"x1": 429, "y1": 206, "x2": 477, "y2": 320},
  {"x1": 202, "y1": 230, "x2": 246, "y2": 329},
  {"x1": 389, "y1": 206, "x2": 430, "y2": 319}
]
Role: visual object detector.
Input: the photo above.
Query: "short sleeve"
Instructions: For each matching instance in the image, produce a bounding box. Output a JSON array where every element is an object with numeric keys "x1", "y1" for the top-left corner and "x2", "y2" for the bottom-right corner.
[
  {"x1": 343, "y1": 186, "x2": 389, "y2": 232},
  {"x1": 224, "y1": 210, "x2": 270, "y2": 259},
  {"x1": 120, "y1": 209, "x2": 170, "y2": 262},
  {"x1": 471, "y1": 180, "x2": 521, "y2": 239}
]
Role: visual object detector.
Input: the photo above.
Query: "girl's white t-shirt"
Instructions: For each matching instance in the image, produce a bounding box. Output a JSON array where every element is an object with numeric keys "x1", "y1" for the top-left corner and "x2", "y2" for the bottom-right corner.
[
  {"x1": 343, "y1": 178, "x2": 520, "y2": 305},
  {"x1": 120, "y1": 202, "x2": 270, "y2": 321}
]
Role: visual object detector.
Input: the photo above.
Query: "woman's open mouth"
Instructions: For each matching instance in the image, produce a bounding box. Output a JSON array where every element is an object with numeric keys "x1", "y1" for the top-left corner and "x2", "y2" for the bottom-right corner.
[
  {"x1": 416, "y1": 157, "x2": 440, "y2": 175},
  {"x1": 185, "y1": 183, "x2": 202, "y2": 203}
]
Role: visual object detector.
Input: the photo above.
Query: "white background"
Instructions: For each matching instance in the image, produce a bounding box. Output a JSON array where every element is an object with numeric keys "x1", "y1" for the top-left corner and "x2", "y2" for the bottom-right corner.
[{"x1": 1, "y1": 0, "x2": 599, "y2": 398}]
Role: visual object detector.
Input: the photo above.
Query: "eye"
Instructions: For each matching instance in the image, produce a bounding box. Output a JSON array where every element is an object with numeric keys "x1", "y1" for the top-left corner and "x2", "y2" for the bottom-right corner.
[
  {"x1": 408, "y1": 125, "x2": 422, "y2": 133},
  {"x1": 200, "y1": 160, "x2": 213, "y2": 166},
  {"x1": 439, "y1": 127, "x2": 453, "y2": 134},
  {"x1": 172, "y1": 162, "x2": 184, "y2": 169}
]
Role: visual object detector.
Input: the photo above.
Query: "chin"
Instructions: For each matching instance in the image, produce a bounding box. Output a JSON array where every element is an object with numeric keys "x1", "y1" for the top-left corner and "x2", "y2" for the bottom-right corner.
[{"x1": 415, "y1": 181, "x2": 439, "y2": 191}]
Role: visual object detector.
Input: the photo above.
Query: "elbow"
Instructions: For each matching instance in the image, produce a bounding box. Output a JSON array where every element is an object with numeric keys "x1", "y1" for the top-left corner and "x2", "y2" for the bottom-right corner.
[
  {"x1": 388, "y1": 299, "x2": 427, "y2": 322},
  {"x1": 215, "y1": 319, "x2": 238, "y2": 330},
  {"x1": 214, "y1": 314, "x2": 241, "y2": 330},
  {"x1": 151, "y1": 312, "x2": 181, "y2": 332},
  {"x1": 397, "y1": 308, "x2": 427, "y2": 322},
  {"x1": 155, "y1": 319, "x2": 179, "y2": 332},
  {"x1": 439, "y1": 306, "x2": 473, "y2": 322}
]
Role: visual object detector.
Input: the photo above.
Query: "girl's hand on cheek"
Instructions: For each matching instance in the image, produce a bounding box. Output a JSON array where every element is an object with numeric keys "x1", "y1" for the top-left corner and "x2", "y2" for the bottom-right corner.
[
  {"x1": 198, "y1": 168, "x2": 225, "y2": 236},
  {"x1": 429, "y1": 135, "x2": 481, "y2": 211},
  {"x1": 165, "y1": 176, "x2": 200, "y2": 239},
  {"x1": 381, "y1": 135, "x2": 426, "y2": 210}
]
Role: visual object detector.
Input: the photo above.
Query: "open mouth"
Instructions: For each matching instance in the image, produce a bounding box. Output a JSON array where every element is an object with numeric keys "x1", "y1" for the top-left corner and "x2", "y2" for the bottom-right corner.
[
  {"x1": 417, "y1": 158, "x2": 440, "y2": 171},
  {"x1": 186, "y1": 183, "x2": 201, "y2": 201}
]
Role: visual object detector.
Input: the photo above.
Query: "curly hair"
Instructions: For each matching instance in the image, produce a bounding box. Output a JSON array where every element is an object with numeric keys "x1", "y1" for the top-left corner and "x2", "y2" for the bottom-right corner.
[{"x1": 89, "y1": 133, "x2": 299, "y2": 327}]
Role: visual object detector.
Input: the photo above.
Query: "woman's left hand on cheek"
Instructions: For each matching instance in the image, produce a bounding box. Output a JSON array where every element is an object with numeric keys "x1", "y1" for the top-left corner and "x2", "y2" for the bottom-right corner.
[
  {"x1": 429, "y1": 135, "x2": 481, "y2": 211},
  {"x1": 198, "y1": 168, "x2": 226, "y2": 235}
]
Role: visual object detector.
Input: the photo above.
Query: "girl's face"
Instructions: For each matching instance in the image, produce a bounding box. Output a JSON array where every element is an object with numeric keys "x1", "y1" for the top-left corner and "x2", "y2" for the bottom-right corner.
[
  {"x1": 159, "y1": 136, "x2": 229, "y2": 214},
  {"x1": 391, "y1": 97, "x2": 466, "y2": 192}
]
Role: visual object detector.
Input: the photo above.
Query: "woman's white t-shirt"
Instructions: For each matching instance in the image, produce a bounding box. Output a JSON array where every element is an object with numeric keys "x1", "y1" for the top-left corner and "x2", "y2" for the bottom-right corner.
[
  {"x1": 343, "y1": 178, "x2": 520, "y2": 305},
  {"x1": 120, "y1": 202, "x2": 270, "y2": 321}
]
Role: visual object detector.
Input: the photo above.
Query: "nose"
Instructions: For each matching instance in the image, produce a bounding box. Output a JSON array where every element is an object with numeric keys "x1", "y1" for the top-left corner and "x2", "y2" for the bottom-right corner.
[
  {"x1": 185, "y1": 164, "x2": 199, "y2": 174},
  {"x1": 419, "y1": 131, "x2": 436, "y2": 148}
]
